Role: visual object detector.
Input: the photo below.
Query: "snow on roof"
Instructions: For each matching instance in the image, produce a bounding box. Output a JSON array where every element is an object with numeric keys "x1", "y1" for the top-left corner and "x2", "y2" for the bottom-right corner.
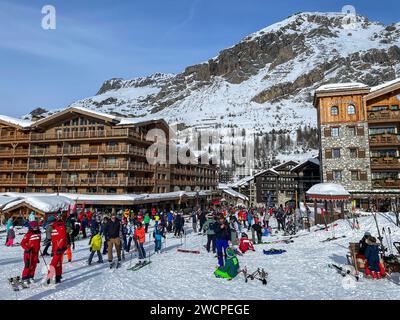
[
  {"x1": 306, "y1": 183, "x2": 350, "y2": 198},
  {"x1": 0, "y1": 115, "x2": 33, "y2": 128},
  {"x1": 0, "y1": 195, "x2": 22, "y2": 210},
  {"x1": 229, "y1": 176, "x2": 254, "y2": 188},
  {"x1": 218, "y1": 184, "x2": 248, "y2": 201},
  {"x1": 2, "y1": 196, "x2": 72, "y2": 213},
  {"x1": 72, "y1": 106, "x2": 119, "y2": 121},
  {"x1": 291, "y1": 157, "x2": 320, "y2": 172},
  {"x1": 316, "y1": 82, "x2": 369, "y2": 92},
  {"x1": 370, "y1": 78, "x2": 400, "y2": 93}
]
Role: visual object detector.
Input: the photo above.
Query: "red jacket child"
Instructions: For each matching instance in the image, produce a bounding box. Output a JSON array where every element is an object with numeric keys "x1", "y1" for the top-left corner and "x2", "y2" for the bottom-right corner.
[
  {"x1": 21, "y1": 221, "x2": 41, "y2": 281},
  {"x1": 239, "y1": 234, "x2": 255, "y2": 254}
]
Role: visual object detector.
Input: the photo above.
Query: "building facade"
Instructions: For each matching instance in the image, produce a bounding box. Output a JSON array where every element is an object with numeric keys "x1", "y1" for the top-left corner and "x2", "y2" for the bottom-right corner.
[
  {"x1": 314, "y1": 80, "x2": 400, "y2": 209},
  {"x1": 0, "y1": 107, "x2": 218, "y2": 195}
]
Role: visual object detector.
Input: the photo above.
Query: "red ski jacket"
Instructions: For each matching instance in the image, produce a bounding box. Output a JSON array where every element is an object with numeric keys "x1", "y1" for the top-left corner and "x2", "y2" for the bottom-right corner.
[
  {"x1": 21, "y1": 230, "x2": 41, "y2": 253},
  {"x1": 51, "y1": 221, "x2": 68, "y2": 253},
  {"x1": 239, "y1": 237, "x2": 254, "y2": 254}
]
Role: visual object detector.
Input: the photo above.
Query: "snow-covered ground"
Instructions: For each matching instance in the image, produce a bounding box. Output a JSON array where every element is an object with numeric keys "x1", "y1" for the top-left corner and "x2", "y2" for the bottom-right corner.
[{"x1": 0, "y1": 214, "x2": 399, "y2": 300}]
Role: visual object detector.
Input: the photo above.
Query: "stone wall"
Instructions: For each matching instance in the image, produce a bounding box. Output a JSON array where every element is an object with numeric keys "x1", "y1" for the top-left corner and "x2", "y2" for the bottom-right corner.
[{"x1": 320, "y1": 122, "x2": 372, "y2": 191}]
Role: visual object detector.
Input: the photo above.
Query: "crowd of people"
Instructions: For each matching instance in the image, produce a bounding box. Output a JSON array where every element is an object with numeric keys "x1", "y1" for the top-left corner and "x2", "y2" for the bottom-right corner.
[{"x1": 2, "y1": 203, "x2": 389, "y2": 286}]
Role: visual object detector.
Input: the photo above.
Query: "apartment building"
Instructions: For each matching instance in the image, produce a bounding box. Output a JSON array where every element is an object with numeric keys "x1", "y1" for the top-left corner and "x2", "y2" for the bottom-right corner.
[
  {"x1": 314, "y1": 79, "x2": 400, "y2": 208},
  {"x1": 0, "y1": 107, "x2": 218, "y2": 194}
]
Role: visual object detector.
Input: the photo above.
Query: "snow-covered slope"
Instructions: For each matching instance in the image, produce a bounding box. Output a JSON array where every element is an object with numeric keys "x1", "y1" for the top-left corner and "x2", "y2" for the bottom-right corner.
[
  {"x1": 27, "y1": 12, "x2": 400, "y2": 168},
  {"x1": 0, "y1": 213, "x2": 399, "y2": 300}
]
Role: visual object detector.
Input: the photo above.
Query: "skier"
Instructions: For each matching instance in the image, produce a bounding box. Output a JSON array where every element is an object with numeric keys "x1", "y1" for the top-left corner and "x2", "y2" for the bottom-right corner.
[
  {"x1": 174, "y1": 213, "x2": 184, "y2": 238},
  {"x1": 199, "y1": 210, "x2": 207, "y2": 232},
  {"x1": 153, "y1": 223, "x2": 165, "y2": 254},
  {"x1": 251, "y1": 221, "x2": 263, "y2": 244},
  {"x1": 246, "y1": 211, "x2": 253, "y2": 231},
  {"x1": 238, "y1": 232, "x2": 255, "y2": 254},
  {"x1": 28, "y1": 211, "x2": 36, "y2": 222},
  {"x1": 47, "y1": 215, "x2": 67, "y2": 284},
  {"x1": 364, "y1": 237, "x2": 385, "y2": 279},
  {"x1": 81, "y1": 213, "x2": 88, "y2": 239},
  {"x1": 213, "y1": 215, "x2": 231, "y2": 267},
  {"x1": 20, "y1": 221, "x2": 41, "y2": 284},
  {"x1": 144, "y1": 213, "x2": 151, "y2": 233},
  {"x1": 88, "y1": 230, "x2": 103, "y2": 265},
  {"x1": 6, "y1": 225, "x2": 15, "y2": 247},
  {"x1": 104, "y1": 213, "x2": 122, "y2": 268},
  {"x1": 214, "y1": 247, "x2": 240, "y2": 280},
  {"x1": 276, "y1": 205, "x2": 285, "y2": 231},
  {"x1": 229, "y1": 215, "x2": 239, "y2": 246},
  {"x1": 202, "y1": 214, "x2": 217, "y2": 253},
  {"x1": 134, "y1": 222, "x2": 146, "y2": 261},
  {"x1": 126, "y1": 221, "x2": 135, "y2": 252},
  {"x1": 101, "y1": 216, "x2": 109, "y2": 255},
  {"x1": 263, "y1": 210, "x2": 271, "y2": 228},
  {"x1": 42, "y1": 216, "x2": 55, "y2": 256},
  {"x1": 191, "y1": 210, "x2": 198, "y2": 233},
  {"x1": 167, "y1": 210, "x2": 173, "y2": 232}
]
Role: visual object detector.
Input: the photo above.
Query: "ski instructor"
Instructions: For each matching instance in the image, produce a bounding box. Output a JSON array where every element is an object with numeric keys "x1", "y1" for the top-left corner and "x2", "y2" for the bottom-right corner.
[{"x1": 104, "y1": 213, "x2": 122, "y2": 268}]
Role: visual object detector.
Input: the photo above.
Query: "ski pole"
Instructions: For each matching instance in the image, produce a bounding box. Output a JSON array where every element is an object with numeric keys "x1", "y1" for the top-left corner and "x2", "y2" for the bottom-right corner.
[
  {"x1": 388, "y1": 227, "x2": 394, "y2": 255},
  {"x1": 39, "y1": 248, "x2": 50, "y2": 273}
]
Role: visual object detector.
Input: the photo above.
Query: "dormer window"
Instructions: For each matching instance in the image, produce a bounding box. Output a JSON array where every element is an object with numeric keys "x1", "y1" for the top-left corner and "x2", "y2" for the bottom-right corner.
[
  {"x1": 331, "y1": 106, "x2": 339, "y2": 116},
  {"x1": 347, "y1": 105, "x2": 356, "y2": 115}
]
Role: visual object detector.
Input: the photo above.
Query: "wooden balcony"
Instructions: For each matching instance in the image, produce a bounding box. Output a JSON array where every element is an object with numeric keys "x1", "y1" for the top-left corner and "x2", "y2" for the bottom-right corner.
[
  {"x1": 29, "y1": 145, "x2": 147, "y2": 157},
  {"x1": 371, "y1": 156, "x2": 400, "y2": 169},
  {"x1": 27, "y1": 177, "x2": 155, "y2": 187},
  {"x1": 0, "y1": 164, "x2": 27, "y2": 171},
  {"x1": 0, "y1": 133, "x2": 30, "y2": 142},
  {"x1": 30, "y1": 129, "x2": 145, "y2": 142},
  {"x1": 28, "y1": 161, "x2": 154, "y2": 172},
  {"x1": 372, "y1": 178, "x2": 400, "y2": 189},
  {"x1": 1, "y1": 178, "x2": 27, "y2": 186},
  {"x1": 0, "y1": 149, "x2": 29, "y2": 157},
  {"x1": 369, "y1": 134, "x2": 400, "y2": 146},
  {"x1": 368, "y1": 110, "x2": 400, "y2": 123}
]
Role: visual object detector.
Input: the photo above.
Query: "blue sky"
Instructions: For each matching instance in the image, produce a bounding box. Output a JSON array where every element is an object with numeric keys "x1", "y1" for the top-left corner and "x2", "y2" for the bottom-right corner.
[{"x1": 1, "y1": 0, "x2": 399, "y2": 117}]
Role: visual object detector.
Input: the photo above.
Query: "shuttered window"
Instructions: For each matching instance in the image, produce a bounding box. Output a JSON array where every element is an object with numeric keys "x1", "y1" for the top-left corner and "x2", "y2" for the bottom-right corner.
[
  {"x1": 358, "y1": 149, "x2": 366, "y2": 158},
  {"x1": 360, "y1": 172, "x2": 368, "y2": 181},
  {"x1": 324, "y1": 128, "x2": 331, "y2": 137},
  {"x1": 325, "y1": 149, "x2": 332, "y2": 159},
  {"x1": 326, "y1": 172, "x2": 333, "y2": 181},
  {"x1": 357, "y1": 126, "x2": 365, "y2": 136}
]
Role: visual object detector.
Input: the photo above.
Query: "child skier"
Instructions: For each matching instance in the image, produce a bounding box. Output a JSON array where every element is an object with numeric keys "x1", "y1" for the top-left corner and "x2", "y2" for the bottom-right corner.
[
  {"x1": 20, "y1": 221, "x2": 41, "y2": 284},
  {"x1": 88, "y1": 231, "x2": 103, "y2": 265},
  {"x1": 153, "y1": 223, "x2": 165, "y2": 254},
  {"x1": 6, "y1": 225, "x2": 15, "y2": 247},
  {"x1": 48, "y1": 215, "x2": 67, "y2": 284},
  {"x1": 214, "y1": 247, "x2": 240, "y2": 280},
  {"x1": 364, "y1": 237, "x2": 385, "y2": 279},
  {"x1": 238, "y1": 232, "x2": 255, "y2": 254}
]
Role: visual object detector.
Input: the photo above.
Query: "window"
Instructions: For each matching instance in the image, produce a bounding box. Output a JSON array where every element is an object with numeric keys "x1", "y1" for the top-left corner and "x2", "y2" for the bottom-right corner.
[
  {"x1": 348, "y1": 126, "x2": 356, "y2": 136},
  {"x1": 333, "y1": 170, "x2": 342, "y2": 181},
  {"x1": 347, "y1": 105, "x2": 356, "y2": 115},
  {"x1": 351, "y1": 171, "x2": 359, "y2": 181},
  {"x1": 331, "y1": 127, "x2": 340, "y2": 137},
  {"x1": 349, "y1": 148, "x2": 357, "y2": 158},
  {"x1": 331, "y1": 106, "x2": 339, "y2": 116},
  {"x1": 332, "y1": 148, "x2": 341, "y2": 158}
]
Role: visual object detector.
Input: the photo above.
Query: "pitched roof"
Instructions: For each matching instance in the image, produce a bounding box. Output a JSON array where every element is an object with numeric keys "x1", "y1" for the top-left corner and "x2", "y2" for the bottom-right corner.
[{"x1": 0, "y1": 115, "x2": 33, "y2": 128}]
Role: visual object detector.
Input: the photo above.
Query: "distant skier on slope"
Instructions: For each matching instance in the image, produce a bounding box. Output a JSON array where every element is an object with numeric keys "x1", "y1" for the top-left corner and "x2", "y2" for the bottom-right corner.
[{"x1": 20, "y1": 221, "x2": 41, "y2": 285}]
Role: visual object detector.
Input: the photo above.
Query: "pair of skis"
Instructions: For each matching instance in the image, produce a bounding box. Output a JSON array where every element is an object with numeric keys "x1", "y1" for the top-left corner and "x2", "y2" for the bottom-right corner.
[
  {"x1": 8, "y1": 277, "x2": 29, "y2": 291},
  {"x1": 321, "y1": 235, "x2": 346, "y2": 243},
  {"x1": 127, "y1": 260, "x2": 152, "y2": 271},
  {"x1": 240, "y1": 267, "x2": 268, "y2": 285},
  {"x1": 328, "y1": 264, "x2": 359, "y2": 281}
]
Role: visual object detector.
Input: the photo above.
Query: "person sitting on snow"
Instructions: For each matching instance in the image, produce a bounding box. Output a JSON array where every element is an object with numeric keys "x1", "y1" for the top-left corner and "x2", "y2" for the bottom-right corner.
[
  {"x1": 364, "y1": 237, "x2": 385, "y2": 279},
  {"x1": 214, "y1": 247, "x2": 240, "y2": 280},
  {"x1": 238, "y1": 232, "x2": 255, "y2": 254},
  {"x1": 359, "y1": 232, "x2": 371, "y2": 256}
]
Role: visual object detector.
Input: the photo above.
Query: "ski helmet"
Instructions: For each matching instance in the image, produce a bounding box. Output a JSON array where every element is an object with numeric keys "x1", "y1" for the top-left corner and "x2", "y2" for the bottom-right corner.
[{"x1": 241, "y1": 232, "x2": 248, "y2": 238}]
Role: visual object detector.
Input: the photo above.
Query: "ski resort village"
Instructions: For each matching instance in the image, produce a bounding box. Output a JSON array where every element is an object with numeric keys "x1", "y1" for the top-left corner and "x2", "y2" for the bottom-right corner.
[{"x1": 1, "y1": 7, "x2": 400, "y2": 301}]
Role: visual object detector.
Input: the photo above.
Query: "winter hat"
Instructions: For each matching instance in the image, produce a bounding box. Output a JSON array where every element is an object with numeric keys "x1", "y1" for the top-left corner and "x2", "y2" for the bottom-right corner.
[
  {"x1": 364, "y1": 232, "x2": 371, "y2": 237},
  {"x1": 29, "y1": 221, "x2": 39, "y2": 229},
  {"x1": 226, "y1": 247, "x2": 235, "y2": 258}
]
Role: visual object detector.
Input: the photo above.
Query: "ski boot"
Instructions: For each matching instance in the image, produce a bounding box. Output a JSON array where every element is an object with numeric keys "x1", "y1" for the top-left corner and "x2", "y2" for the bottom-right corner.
[{"x1": 55, "y1": 275, "x2": 62, "y2": 284}]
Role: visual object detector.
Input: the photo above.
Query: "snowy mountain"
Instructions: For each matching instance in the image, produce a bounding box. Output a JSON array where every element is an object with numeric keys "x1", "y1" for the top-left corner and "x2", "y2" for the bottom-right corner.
[{"x1": 28, "y1": 12, "x2": 400, "y2": 170}]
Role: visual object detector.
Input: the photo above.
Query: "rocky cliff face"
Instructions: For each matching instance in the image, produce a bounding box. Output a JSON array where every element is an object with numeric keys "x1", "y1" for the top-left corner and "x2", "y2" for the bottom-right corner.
[{"x1": 29, "y1": 12, "x2": 400, "y2": 169}]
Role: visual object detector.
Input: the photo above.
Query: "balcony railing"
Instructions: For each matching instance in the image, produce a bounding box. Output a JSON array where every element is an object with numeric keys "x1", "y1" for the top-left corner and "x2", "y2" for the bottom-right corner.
[
  {"x1": 1, "y1": 178, "x2": 27, "y2": 185},
  {"x1": 28, "y1": 161, "x2": 154, "y2": 172},
  {"x1": 30, "y1": 129, "x2": 143, "y2": 141},
  {"x1": 369, "y1": 134, "x2": 400, "y2": 145},
  {"x1": 371, "y1": 156, "x2": 400, "y2": 168},
  {"x1": 0, "y1": 133, "x2": 30, "y2": 141},
  {"x1": 27, "y1": 177, "x2": 156, "y2": 187},
  {"x1": 0, "y1": 149, "x2": 29, "y2": 156},
  {"x1": 368, "y1": 110, "x2": 400, "y2": 122},
  {"x1": 372, "y1": 178, "x2": 400, "y2": 189},
  {"x1": 29, "y1": 145, "x2": 146, "y2": 157}
]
